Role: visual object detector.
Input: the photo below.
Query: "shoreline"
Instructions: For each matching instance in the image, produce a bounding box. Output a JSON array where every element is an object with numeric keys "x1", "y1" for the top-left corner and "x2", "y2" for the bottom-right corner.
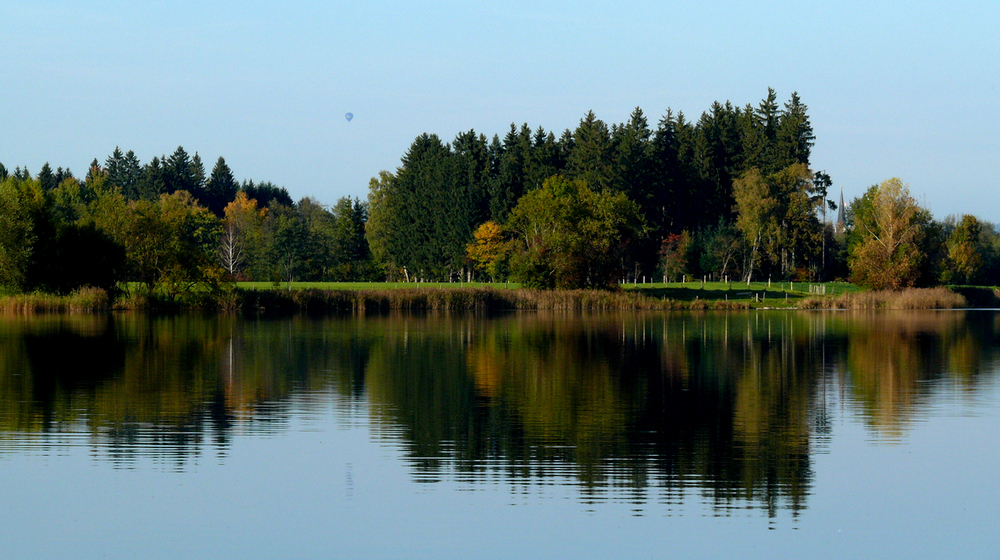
[{"x1": 0, "y1": 285, "x2": 992, "y2": 314}]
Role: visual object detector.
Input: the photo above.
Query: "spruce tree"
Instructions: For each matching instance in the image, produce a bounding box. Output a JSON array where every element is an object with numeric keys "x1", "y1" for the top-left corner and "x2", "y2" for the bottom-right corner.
[
  {"x1": 105, "y1": 147, "x2": 126, "y2": 191},
  {"x1": 775, "y1": 92, "x2": 815, "y2": 169},
  {"x1": 37, "y1": 163, "x2": 56, "y2": 191},
  {"x1": 138, "y1": 157, "x2": 166, "y2": 199},
  {"x1": 166, "y1": 146, "x2": 194, "y2": 194},
  {"x1": 205, "y1": 157, "x2": 238, "y2": 216},
  {"x1": 54, "y1": 167, "x2": 73, "y2": 185},
  {"x1": 489, "y1": 124, "x2": 529, "y2": 222},
  {"x1": 566, "y1": 110, "x2": 614, "y2": 192},
  {"x1": 190, "y1": 152, "x2": 207, "y2": 200}
]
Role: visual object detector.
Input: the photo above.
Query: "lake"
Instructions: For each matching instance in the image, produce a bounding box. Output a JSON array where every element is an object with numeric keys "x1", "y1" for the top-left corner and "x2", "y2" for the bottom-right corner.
[{"x1": 1, "y1": 310, "x2": 999, "y2": 558}]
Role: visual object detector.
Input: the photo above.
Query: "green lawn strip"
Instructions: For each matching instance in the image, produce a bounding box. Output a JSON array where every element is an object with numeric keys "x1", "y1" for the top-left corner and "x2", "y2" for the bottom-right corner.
[
  {"x1": 624, "y1": 281, "x2": 857, "y2": 301},
  {"x1": 235, "y1": 281, "x2": 524, "y2": 290}
]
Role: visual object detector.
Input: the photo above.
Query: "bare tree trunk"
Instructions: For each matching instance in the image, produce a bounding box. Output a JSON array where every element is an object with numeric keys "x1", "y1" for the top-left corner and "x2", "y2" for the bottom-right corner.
[{"x1": 219, "y1": 222, "x2": 246, "y2": 276}]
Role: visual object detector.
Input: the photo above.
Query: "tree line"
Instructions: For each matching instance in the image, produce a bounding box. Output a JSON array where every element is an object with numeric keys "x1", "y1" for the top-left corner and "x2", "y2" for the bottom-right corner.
[
  {"x1": 0, "y1": 147, "x2": 373, "y2": 300},
  {"x1": 3, "y1": 88, "x2": 998, "y2": 296}
]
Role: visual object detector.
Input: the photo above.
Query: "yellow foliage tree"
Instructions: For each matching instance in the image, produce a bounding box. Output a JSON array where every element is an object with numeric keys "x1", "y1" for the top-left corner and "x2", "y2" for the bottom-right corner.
[
  {"x1": 848, "y1": 178, "x2": 928, "y2": 290},
  {"x1": 466, "y1": 221, "x2": 506, "y2": 282},
  {"x1": 221, "y1": 191, "x2": 267, "y2": 278}
]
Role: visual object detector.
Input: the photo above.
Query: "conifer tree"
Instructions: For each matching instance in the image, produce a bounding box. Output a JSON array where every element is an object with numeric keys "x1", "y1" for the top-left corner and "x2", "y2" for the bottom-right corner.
[
  {"x1": 566, "y1": 111, "x2": 614, "y2": 192},
  {"x1": 190, "y1": 152, "x2": 207, "y2": 200},
  {"x1": 205, "y1": 157, "x2": 238, "y2": 216},
  {"x1": 166, "y1": 146, "x2": 195, "y2": 195},
  {"x1": 37, "y1": 163, "x2": 56, "y2": 191}
]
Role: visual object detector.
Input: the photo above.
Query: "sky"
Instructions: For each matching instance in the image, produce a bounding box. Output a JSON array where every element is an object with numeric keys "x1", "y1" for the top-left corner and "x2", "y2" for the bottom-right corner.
[{"x1": 3, "y1": 0, "x2": 998, "y2": 221}]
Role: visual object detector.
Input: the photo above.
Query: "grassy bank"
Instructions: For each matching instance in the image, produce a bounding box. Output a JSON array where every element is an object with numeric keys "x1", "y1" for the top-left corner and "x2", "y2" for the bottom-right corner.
[{"x1": 0, "y1": 283, "x2": 983, "y2": 314}]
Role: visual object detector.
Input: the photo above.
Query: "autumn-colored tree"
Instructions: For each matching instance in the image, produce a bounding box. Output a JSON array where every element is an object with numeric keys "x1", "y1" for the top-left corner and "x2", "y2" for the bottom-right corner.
[
  {"x1": 848, "y1": 178, "x2": 929, "y2": 290},
  {"x1": 658, "y1": 231, "x2": 693, "y2": 281},
  {"x1": 466, "y1": 221, "x2": 507, "y2": 282},
  {"x1": 221, "y1": 191, "x2": 267, "y2": 279}
]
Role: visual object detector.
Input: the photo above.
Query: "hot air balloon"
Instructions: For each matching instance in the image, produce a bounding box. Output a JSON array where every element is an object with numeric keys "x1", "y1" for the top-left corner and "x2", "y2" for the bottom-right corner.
[{"x1": 345, "y1": 112, "x2": 353, "y2": 122}]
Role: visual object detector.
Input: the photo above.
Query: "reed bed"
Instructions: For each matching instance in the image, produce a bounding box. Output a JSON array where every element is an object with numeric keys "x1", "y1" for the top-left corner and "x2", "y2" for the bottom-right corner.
[
  {"x1": 6, "y1": 285, "x2": 969, "y2": 314},
  {"x1": 0, "y1": 287, "x2": 111, "y2": 313},
  {"x1": 235, "y1": 286, "x2": 751, "y2": 314},
  {"x1": 797, "y1": 287, "x2": 967, "y2": 310}
]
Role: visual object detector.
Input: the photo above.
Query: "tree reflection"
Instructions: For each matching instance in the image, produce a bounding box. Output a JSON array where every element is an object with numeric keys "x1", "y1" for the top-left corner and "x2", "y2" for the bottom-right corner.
[{"x1": 0, "y1": 310, "x2": 997, "y2": 511}]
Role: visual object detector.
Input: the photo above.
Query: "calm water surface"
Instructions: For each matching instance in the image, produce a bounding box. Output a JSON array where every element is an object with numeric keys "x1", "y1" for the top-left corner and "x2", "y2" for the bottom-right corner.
[{"x1": 1, "y1": 311, "x2": 999, "y2": 558}]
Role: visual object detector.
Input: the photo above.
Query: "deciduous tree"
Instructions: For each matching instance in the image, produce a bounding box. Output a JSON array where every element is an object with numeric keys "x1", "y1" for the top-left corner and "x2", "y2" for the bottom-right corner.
[
  {"x1": 505, "y1": 175, "x2": 645, "y2": 289},
  {"x1": 848, "y1": 178, "x2": 928, "y2": 290}
]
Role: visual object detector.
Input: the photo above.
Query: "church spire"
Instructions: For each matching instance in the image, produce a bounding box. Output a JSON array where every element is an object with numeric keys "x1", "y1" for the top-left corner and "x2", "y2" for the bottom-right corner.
[{"x1": 835, "y1": 187, "x2": 846, "y2": 234}]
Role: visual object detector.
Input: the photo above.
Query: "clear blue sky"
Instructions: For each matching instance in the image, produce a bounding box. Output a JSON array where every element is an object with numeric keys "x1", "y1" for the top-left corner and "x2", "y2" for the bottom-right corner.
[{"x1": 3, "y1": 0, "x2": 998, "y2": 221}]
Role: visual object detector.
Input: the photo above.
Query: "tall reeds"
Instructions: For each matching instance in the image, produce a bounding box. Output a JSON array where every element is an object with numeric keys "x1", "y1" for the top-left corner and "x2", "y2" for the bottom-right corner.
[
  {"x1": 0, "y1": 287, "x2": 111, "y2": 313},
  {"x1": 797, "y1": 287, "x2": 967, "y2": 310},
  {"x1": 235, "y1": 287, "x2": 749, "y2": 314}
]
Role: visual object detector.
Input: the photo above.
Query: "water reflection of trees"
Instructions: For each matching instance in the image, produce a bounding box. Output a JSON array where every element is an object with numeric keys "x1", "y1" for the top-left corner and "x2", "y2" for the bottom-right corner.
[
  {"x1": 1, "y1": 310, "x2": 998, "y2": 511},
  {"x1": 837, "y1": 311, "x2": 998, "y2": 439}
]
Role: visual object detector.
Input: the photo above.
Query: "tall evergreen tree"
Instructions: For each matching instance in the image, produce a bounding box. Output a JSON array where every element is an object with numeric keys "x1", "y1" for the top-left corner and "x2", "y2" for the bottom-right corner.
[
  {"x1": 105, "y1": 147, "x2": 126, "y2": 191},
  {"x1": 366, "y1": 133, "x2": 484, "y2": 280},
  {"x1": 566, "y1": 110, "x2": 614, "y2": 192},
  {"x1": 54, "y1": 167, "x2": 73, "y2": 185},
  {"x1": 138, "y1": 157, "x2": 167, "y2": 199},
  {"x1": 204, "y1": 157, "x2": 238, "y2": 216},
  {"x1": 529, "y1": 126, "x2": 563, "y2": 188},
  {"x1": 329, "y1": 196, "x2": 371, "y2": 280},
  {"x1": 120, "y1": 150, "x2": 142, "y2": 199},
  {"x1": 37, "y1": 163, "x2": 56, "y2": 191},
  {"x1": 489, "y1": 124, "x2": 530, "y2": 223},
  {"x1": 612, "y1": 108, "x2": 653, "y2": 204},
  {"x1": 190, "y1": 152, "x2": 207, "y2": 200},
  {"x1": 84, "y1": 159, "x2": 107, "y2": 192},
  {"x1": 165, "y1": 146, "x2": 195, "y2": 195},
  {"x1": 692, "y1": 101, "x2": 741, "y2": 224},
  {"x1": 451, "y1": 129, "x2": 491, "y2": 228},
  {"x1": 775, "y1": 92, "x2": 815, "y2": 169}
]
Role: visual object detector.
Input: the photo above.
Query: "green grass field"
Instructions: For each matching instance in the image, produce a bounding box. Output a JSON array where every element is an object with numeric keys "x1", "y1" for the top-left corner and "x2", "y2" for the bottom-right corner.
[
  {"x1": 620, "y1": 280, "x2": 860, "y2": 308},
  {"x1": 235, "y1": 281, "x2": 524, "y2": 290}
]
